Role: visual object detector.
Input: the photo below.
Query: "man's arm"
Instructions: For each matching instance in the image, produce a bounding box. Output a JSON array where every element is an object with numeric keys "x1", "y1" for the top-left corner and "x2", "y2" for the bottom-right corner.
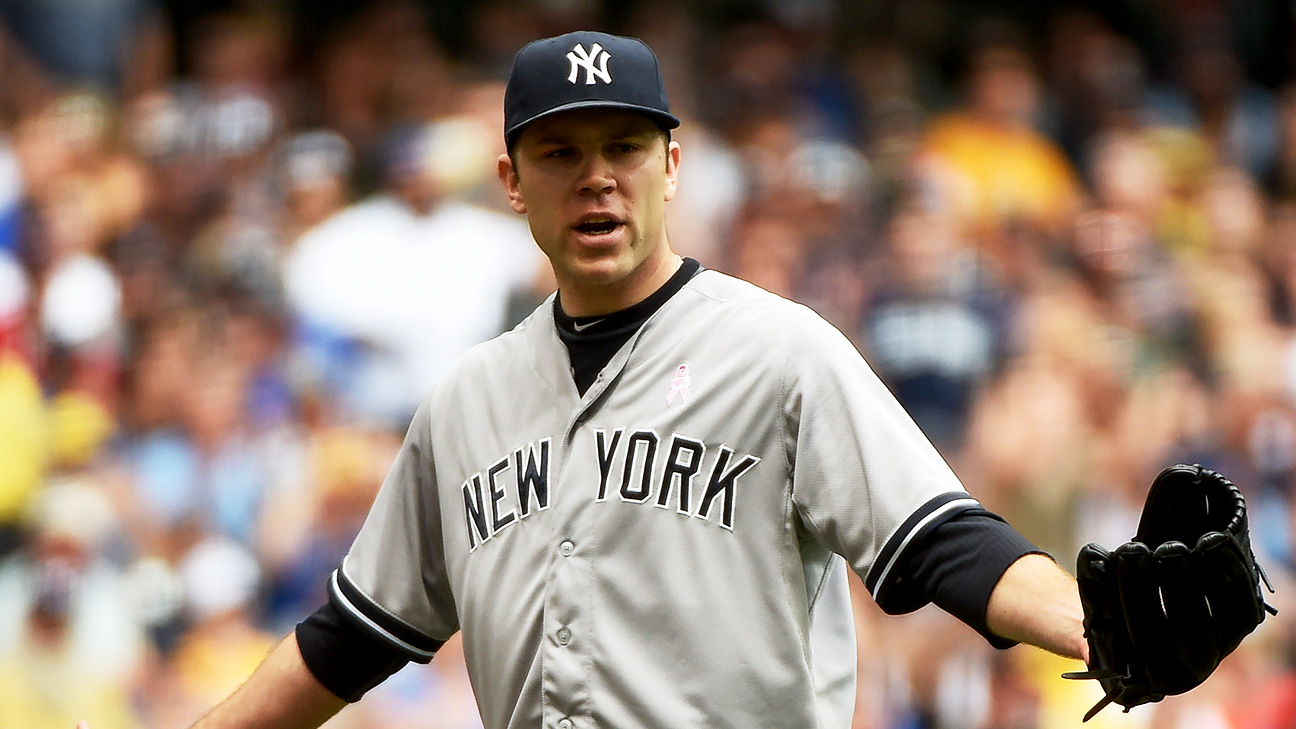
[
  {"x1": 188, "y1": 632, "x2": 346, "y2": 729},
  {"x1": 986, "y1": 553, "x2": 1089, "y2": 662},
  {"x1": 77, "y1": 632, "x2": 347, "y2": 729}
]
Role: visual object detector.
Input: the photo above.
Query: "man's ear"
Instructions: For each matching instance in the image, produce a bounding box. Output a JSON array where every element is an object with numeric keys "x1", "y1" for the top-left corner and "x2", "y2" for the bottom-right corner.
[
  {"x1": 498, "y1": 154, "x2": 527, "y2": 214},
  {"x1": 663, "y1": 140, "x2": 682, "y2": 203}
]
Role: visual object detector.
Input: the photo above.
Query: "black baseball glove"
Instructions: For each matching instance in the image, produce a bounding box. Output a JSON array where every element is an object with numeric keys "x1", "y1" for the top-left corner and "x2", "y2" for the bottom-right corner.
[{"x1": 1063, "y1": 464, "x2": 1277, "y2": 721}]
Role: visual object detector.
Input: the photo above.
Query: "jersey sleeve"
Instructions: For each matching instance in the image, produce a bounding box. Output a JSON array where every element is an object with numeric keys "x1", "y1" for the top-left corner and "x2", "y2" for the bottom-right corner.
[
  {"x1": 334, "y1": 399, "x2": 459, "y2": 660},
  {"x1": 781, "y1": 307, "x2": 980, "y2": 603},
  {"x1": 296, "y1": 600, "x2": 412, "y2": 701},
  {"x1": 879, "y1": 508, "x2": 1044, "y2": 647}
]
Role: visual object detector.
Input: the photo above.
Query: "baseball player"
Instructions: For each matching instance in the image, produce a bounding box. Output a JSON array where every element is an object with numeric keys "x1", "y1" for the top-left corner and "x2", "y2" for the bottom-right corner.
[{"x1": 86, "y1": 31, "x2": 1093, "y2": 729}]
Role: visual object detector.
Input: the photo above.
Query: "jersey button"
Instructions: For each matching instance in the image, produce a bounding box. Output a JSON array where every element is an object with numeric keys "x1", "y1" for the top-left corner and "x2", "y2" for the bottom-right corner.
[
  {"x1": 556, "y1": 627, "x2": 572, "y2": 646},
  {"x1": 558, "y1": 719, "x2": 574, "y2": 729},
  {"x1": 558, "y1": 540, "x2": 575, "y2": 557}
]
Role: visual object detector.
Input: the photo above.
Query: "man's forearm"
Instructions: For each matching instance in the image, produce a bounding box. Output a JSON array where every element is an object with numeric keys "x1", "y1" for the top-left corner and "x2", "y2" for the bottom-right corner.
[
  {"x1": 191, "y1": 632, "x2": 347, "y2": 729},
  {"x1": 986, "y1": 553, "x2": 1089, "y2": 661}
]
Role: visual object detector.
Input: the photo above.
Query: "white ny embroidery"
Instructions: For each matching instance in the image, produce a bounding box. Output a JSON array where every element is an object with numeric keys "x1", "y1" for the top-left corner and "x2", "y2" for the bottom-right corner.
[{"x1": 567, "y1": 43, "x2": 612, "y2": 85}]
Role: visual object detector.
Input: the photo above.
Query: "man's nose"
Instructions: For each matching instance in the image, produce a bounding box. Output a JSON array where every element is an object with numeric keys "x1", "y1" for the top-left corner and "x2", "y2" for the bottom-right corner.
[{"x1": 577, "y1": 153, "x2": 616, "y2": 194}]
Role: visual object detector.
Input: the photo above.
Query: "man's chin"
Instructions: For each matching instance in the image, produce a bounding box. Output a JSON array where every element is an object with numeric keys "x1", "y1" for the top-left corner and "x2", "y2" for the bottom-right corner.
[{"x1": 565, "y1": 254, "x2": 634, "y2": 285}]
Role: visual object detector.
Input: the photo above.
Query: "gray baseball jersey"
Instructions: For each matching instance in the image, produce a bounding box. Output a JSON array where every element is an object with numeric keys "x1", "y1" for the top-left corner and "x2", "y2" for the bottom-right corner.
[{"x1": 332, "y1": 268, "x2": 978, "y2": 729}]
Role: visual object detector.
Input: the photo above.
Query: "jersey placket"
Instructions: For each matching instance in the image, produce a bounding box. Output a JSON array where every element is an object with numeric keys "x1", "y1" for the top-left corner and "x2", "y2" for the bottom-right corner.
[{"x1": 540, "y1": 336, "x2": 643, "y2": 729}]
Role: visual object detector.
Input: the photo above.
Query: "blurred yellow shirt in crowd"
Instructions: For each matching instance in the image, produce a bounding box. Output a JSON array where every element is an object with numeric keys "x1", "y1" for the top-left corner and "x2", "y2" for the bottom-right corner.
[
  {"x1": 48, "y1": 389, "x2": 115, "y2": 468},
  {"x1": 173, "y1": 620, "x2": 277, "y2": 708},
  {"x1": 0, "y1": 355, "x2": 48, "y2": 523},
  {"x1": 1026, "y1": 650, "x2": 1150, "y2": 729},
  {"x1": 0, "y1": 648, "x2": 139, "y2": 729},
  {"x1": 923, "y1": 114, "x2": 1082, "y2": 236}
]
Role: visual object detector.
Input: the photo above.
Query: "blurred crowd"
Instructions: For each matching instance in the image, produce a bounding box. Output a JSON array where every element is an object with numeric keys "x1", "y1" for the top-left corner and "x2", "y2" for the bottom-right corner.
[{"x1": 3, "y1": 1, "x2": 1296, "y2": 728}]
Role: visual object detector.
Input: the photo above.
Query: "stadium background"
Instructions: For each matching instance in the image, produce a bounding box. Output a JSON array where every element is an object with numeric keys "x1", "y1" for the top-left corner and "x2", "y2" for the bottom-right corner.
[{"x1": 2, "y1": 0, "x2": 1296, "y2": 727}]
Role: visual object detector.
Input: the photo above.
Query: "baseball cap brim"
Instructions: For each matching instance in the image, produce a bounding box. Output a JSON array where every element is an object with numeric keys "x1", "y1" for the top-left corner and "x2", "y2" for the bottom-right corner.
[{"x1": 505, "y1": 100, "x2": 681, "y2": 147}]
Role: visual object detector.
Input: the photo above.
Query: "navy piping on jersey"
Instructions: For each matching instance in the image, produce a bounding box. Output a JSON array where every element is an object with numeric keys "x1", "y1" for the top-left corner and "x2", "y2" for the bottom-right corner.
[
  {"x1": 865, "y1": 491, "x2": 980, "y2": 597},
  {"x1": 329, "y1": 567, "x2": 444, "y2": 661}
]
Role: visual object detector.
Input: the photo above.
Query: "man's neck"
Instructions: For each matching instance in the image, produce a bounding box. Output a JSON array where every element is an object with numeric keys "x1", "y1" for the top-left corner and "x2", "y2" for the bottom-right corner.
[{"x1": 558, "y1": 251, "x2": 683, "y2": 317}]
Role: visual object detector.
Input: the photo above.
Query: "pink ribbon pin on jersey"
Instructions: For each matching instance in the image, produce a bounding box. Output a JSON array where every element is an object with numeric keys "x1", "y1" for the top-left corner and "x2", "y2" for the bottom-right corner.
[{"x1": 667, "y1": 364, "x2": 691, "y2": 405}]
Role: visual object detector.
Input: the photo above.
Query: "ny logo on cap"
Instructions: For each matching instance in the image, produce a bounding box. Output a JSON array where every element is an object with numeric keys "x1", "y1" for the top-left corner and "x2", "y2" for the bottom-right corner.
[{"x1": 567, "y1": 43, "x2": 611, "y2": 85}]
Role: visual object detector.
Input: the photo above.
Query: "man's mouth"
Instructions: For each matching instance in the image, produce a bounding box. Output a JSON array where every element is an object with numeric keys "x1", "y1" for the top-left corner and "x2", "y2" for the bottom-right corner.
[{"x1": 575, "y1": 217, "x2": 621, "y2": 236}]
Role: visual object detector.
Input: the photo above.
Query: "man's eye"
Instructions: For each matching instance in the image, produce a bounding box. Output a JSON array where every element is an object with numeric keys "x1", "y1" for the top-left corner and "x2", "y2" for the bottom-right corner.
[
  {"x1": 544, "y1": 148, "x2": 575, "y2": 159},
  {"x1": 611, "y1": 143, "x2": 638, "y2": 154}
]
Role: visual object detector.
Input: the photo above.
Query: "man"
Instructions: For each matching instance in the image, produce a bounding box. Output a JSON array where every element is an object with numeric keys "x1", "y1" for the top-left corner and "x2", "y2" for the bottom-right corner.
[{"x1": 88, "y1": 30, "x2": 1087, "y2": 729}]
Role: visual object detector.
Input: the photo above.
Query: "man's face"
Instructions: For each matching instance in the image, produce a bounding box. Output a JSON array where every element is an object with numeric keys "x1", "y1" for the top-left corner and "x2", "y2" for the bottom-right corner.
[{"x1": 499, "y1": 108, "x2": 680, "y2": 313}]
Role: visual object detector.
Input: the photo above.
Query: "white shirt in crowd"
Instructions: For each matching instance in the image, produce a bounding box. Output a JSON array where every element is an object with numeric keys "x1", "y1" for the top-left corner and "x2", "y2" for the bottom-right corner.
[{"x1": 285, "y1": 195, "x2": 543, "y2": 417}]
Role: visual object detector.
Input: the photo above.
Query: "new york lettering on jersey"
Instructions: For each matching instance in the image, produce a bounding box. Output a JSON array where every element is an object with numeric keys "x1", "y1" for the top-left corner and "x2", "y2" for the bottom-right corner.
[
  {"x1": 593, "y1": 429, "x2": 758, "y2": 530},
  {"x1": 460, "y1": 439, "x2": 552, "y2": 550},
  {"x1": 460, "y1": 430, "x2": 761, "y2": 549}
]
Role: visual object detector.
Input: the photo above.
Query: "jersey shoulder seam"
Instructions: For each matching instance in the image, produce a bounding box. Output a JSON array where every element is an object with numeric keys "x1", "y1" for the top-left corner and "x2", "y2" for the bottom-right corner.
[
  {"x1": 677, "y1": 273, "x2": 815, "y2": 344},
  {"x1": 683, "y1": 270, "x2": 795, "y2": 308},
  {"x1": 773, "y1": 290, "x2": 814, "y2": 671}
]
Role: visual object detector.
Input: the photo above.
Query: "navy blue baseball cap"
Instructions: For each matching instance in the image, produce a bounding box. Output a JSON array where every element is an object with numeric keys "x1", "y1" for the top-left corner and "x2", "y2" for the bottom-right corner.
[{"x1": 504, "y1": 31, "x2": 681, "y2": 147}]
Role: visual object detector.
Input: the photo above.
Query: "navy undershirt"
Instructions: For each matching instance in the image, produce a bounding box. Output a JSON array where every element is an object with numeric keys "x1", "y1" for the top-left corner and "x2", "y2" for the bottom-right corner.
[
  {"x1": 294, "y1": 258, "x2": 1040, "y2": 700},
  {"x1": 554, "y1": 257, "x2": 703, "y2": 395}
]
